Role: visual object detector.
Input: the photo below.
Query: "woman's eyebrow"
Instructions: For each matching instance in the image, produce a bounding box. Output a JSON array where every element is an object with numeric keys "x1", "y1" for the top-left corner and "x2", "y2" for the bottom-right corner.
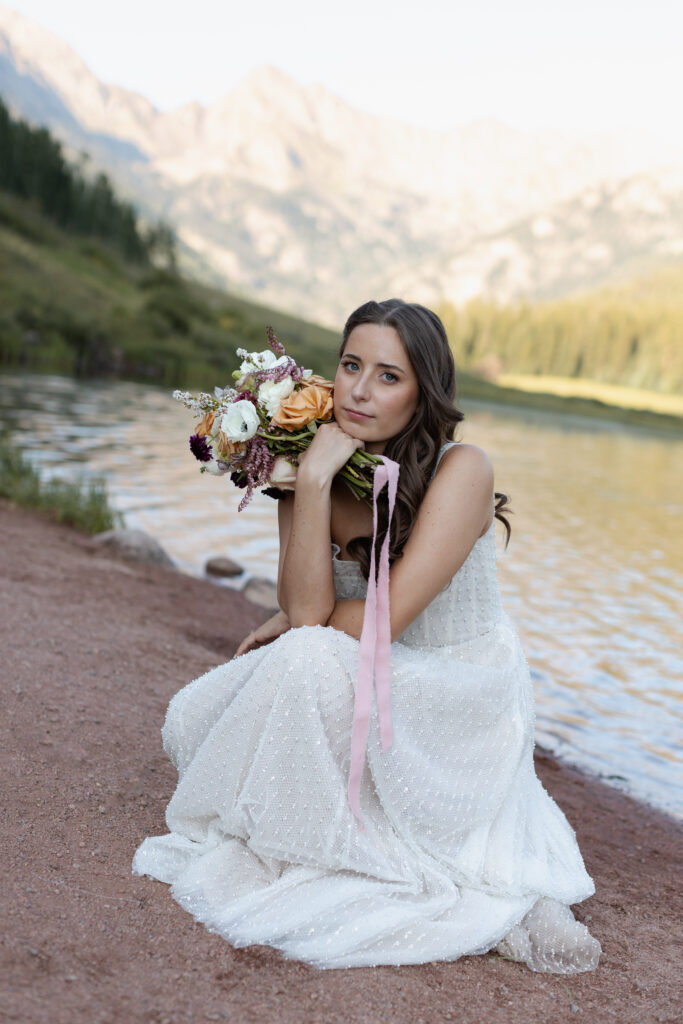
[{"x1": 343, "y1": 352, "x2": 405, "y2": 373}]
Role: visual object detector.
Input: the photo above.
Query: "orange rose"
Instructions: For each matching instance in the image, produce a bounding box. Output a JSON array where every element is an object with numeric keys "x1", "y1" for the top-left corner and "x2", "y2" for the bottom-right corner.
[
  {"x1": 216, "y1": 431, "x2": 247, "y2": 458},
  {"x1": 195, "y1": 411, "x2": 215, "y2": 436},
  {"x1": 300, "y1": 374, "x2": 334, "y2": 393},
  {"x1": 271, "y1": 384, "x2": 334, "y2": 429}
]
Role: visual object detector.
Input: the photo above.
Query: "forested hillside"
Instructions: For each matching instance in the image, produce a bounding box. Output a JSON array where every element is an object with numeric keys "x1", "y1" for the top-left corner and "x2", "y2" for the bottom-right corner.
[
  {"x1": 0, "y1": 187, "x2": 345, "y2": 384},
  {"x1": 439, "y1": 266, "x2": 683, "y2": 396},
  {"x1": 0, "y1": 97, "x2": 166, "y2": 264},
  {"x1": 0, "y1": 100, "x2": 343, "y2": 384}
]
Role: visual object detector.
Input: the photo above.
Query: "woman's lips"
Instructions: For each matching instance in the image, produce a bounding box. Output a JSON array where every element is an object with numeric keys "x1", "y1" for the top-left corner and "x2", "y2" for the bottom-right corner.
[{"x1": 344, "y1": 408, "x2": 374, "y2": 421}]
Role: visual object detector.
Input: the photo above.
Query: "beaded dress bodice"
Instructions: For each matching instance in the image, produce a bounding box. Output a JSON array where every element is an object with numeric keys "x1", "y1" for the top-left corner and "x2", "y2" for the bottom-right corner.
[{"x1": 331, "y1": 444, "x2": 504, "y2": 648}]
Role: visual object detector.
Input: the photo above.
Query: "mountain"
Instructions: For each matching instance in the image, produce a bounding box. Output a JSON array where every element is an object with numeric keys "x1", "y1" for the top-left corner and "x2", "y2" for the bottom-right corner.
[
  {"x1": 1, "y1": 5, "x2": 682, "y2": 327},
  {"x1": 381, "y1": 169, "x2": 683, "y2": 308}
]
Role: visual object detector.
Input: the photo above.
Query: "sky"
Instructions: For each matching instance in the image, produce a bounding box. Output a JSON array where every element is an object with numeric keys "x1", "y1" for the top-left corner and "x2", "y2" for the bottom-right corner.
[{"x1": 6, "y1": 0, "x2": 683, "y2": 145}]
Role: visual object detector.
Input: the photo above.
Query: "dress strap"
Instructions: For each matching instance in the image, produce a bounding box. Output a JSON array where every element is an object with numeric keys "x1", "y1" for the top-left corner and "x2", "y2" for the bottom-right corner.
[{"x1": 431, "y1": 441, "x2": 460, "y2": 480}]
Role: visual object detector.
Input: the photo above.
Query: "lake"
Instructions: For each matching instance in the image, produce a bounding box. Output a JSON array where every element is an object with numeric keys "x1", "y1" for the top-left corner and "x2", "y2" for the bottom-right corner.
[{"x1": 2, "y1": 371, "x2": 681, "y2": 818}]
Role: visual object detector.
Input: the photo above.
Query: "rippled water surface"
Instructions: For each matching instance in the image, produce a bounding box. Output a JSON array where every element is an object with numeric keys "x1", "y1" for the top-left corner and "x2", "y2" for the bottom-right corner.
[{"x1": 2, "y1": 372, "x2": 681, "y2": 817}]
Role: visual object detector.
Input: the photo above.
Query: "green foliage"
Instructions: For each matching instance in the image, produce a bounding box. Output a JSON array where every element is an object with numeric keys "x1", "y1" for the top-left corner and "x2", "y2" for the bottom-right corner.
[
  {"x1": 143, "y1": 223, "x2": 178, "y2": 272},
  {"x1": 0, "y1": 435, "x2": 120, "y2": 533},
  {"x1": 0, "y1": 96, "x2": 176, "y2": 265},
  {"x1": 438, "y1": 273, "x2": 683, "y2": 396},
  {"x1": 0, "y1": 185, "x2": 343, "y2": 386}
]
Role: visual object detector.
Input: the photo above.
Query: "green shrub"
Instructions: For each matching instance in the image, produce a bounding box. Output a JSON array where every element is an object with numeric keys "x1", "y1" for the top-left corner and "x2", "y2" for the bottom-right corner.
[{"x1": 0, "y1": 436, "x2": 121, "y2": 533}]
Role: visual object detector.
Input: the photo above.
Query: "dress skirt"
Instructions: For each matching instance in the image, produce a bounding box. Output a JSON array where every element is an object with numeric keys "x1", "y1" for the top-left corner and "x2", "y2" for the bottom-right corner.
[{"x1": 132, "y1": 618, "x2": 601, "y2": 972}]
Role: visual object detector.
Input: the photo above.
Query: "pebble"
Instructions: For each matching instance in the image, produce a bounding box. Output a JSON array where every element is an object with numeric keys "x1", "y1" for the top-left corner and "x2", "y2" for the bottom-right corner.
[
  {"x1": 205, "y1": 556, "x2": 243, "y2": 578},
  {"x1": 242, "y1": 576, "x2": 279, "y2": 612}
]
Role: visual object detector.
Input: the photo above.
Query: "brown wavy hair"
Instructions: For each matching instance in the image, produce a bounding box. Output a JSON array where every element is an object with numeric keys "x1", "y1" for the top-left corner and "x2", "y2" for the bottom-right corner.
[{"x1": 339, "y1": 299, "x2": 513, "y2": 580}]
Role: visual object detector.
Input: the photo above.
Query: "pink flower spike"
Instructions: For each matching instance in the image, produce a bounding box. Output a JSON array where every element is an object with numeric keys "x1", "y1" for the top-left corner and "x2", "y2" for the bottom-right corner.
[{"x1": 266, "y1": 325, "x2": 285, "y2": 356}]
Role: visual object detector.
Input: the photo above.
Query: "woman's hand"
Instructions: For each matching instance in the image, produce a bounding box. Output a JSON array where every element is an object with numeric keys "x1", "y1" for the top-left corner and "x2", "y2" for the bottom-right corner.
[
  {"x1": 297, "y1": 421, "x2": 364, "y2": 488},
  {"x1": 235, "y1": 609, "x2": 291, "y2": 657}
]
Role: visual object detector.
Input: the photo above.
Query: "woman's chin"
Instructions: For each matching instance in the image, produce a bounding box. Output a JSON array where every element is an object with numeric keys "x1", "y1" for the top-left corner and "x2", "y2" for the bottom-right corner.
[
  {"x1": 347, "y1": 423, "x2": 380, "y2": 444},
  {"x1": 334, "y1": 411, "x2": 389, "y2": 450},
  {"x1": 356, "y1": 431, "x2": 388, "y2": 454}
]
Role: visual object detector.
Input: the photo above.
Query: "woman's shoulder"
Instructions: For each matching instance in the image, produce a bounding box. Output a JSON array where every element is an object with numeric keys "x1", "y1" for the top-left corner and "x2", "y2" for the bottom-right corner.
[
  {"x1": 432, "y1": 442, "x2": 493, "y2": 482},
  {"x1": 428, "y1": 443, "x2": 495, "y2": 536}
]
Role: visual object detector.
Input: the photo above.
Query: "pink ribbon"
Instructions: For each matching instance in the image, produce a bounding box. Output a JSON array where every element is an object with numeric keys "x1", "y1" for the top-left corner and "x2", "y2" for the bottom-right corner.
[{"x1": 347, "y1": 456, "x2": 400, "y2": 828}]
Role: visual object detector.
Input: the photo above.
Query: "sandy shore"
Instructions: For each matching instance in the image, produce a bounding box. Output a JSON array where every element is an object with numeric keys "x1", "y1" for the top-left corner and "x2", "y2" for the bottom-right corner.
[{"x1": 1, "y1": 500, "x2": 681, "y2": 1024}]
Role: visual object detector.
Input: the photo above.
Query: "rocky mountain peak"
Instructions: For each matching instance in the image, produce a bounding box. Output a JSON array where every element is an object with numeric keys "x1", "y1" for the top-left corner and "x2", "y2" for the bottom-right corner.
[{"x1": 1, "y1": 5, "x2": 682, "y2": 325}]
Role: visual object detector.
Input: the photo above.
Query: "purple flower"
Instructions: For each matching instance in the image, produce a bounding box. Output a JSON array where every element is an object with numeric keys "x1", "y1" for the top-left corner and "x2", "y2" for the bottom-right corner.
[
  {"x1": 189, "y1": 433, "x2": 213, "y2": 462},
  {"x1": 232, "y1": 434, "x2": 277, "y2": 511}
]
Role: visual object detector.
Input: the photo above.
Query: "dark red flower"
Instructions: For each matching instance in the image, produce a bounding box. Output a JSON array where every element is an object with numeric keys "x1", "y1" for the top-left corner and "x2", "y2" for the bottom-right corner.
[{"x1": 189, "y1": 433, "x2": 213, "y2": 462}]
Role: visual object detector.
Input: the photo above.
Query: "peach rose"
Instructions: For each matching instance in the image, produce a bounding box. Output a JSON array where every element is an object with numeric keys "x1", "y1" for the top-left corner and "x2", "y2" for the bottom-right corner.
[
  {"x1": 271, "y1": 384, "x2": 334, "y2": 429},
  {"x1": 195, "y1": 410, "x2": 215, "y2": 436},
  {"x1": 216, "y1": 431, "x2": 247, "y2": 459},
  {"x1": 300, "y1": 374, "x2": 334, "y2": 393}
]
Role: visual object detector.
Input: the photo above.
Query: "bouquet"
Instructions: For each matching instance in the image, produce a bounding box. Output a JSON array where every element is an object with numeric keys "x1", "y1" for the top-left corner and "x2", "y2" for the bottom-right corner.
[{"x1": 174, "y1": 327, "x2": 384, "y2": 511}]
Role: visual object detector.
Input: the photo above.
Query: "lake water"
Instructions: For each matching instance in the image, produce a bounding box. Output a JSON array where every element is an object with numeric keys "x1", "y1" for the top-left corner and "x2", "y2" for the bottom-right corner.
[{"x1": 2, "y1": 371, "x2": 681, "y2": 818}]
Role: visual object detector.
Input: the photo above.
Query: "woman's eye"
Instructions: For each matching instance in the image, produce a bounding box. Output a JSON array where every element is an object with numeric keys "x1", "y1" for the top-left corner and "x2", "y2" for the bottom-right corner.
[{"x1": 341, "y1": 360, "x2": 395, "y2": 382}]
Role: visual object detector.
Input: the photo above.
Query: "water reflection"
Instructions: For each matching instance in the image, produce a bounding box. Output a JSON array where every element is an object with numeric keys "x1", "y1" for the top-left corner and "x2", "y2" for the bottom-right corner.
[{"x1": 1, "y1": 372, "x2": 681, "y2": 818}]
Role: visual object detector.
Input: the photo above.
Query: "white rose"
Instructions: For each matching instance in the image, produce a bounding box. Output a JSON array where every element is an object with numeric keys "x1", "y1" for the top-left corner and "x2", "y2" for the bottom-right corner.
[
  {"x1": 220, "y1": 400, "x2": 260, "y2": 441},
  {"x1": 267, "y1": 457, "x2": 297, "y2": 490},
  {"x1": 258, "y1": 376, "x2": 295, "y2": 419}
]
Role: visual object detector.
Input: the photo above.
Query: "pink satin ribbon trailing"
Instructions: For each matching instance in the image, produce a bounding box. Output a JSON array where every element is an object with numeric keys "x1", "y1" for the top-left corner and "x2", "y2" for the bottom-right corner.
[{"x1": 347, "y1": 456, "x2": 400, "y2": 828}]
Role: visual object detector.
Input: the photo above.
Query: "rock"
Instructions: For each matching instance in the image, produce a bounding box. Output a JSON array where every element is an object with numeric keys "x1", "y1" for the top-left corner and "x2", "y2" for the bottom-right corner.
[
  {"x1": 205, "y1": 555, "x2": 243, "y2": 578},
  {"x1": 91, "y1": 529, "x2": 175, "y2": 569},
  {"x1": 242, "y1": 577, "x2": 279, "y2": 613}
]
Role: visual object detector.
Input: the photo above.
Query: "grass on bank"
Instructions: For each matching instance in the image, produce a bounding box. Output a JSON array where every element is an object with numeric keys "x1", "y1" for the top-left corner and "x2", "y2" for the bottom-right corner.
[
  {"x1": 454, "y1": 371, "x2": 683, "y2": 436},
  {"x1": 496, "y1": 374, "x2": 683, "y2": 418},
  {"x1": 0, "y1": 436, "x2": 120, "y2": 534}
]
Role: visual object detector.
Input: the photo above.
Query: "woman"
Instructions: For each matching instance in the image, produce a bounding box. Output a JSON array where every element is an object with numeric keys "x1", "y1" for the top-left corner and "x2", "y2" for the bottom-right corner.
[{"x1": 133, "y1": 299, "x2": 601, "y2": 973}]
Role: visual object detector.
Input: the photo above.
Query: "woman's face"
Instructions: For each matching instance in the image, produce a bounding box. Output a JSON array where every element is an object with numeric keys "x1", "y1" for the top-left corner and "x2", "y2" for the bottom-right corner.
[{"x1": 333, "y1": 323, "x2": 420, "y2": 454}]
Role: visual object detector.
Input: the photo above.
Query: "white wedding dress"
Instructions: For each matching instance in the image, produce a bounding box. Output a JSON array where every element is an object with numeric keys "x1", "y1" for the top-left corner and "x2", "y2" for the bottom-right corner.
[{"x1": 133, "y1": 443, "x2": 601, "y2": 972}]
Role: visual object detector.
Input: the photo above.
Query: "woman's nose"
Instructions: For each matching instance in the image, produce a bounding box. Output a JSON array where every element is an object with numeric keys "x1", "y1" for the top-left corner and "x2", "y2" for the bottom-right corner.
[{"x1": 351, "y1": 374, "x2": 371, "y2": 401}]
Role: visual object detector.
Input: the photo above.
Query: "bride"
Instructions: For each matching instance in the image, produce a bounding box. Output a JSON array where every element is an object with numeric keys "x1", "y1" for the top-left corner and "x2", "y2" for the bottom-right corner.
[{"x1": 133, "y1": 298, "x2": 601, "y2": 973}]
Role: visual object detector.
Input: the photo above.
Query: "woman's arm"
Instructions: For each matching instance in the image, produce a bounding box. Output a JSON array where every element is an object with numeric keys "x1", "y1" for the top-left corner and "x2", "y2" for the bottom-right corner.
[
  {"x1": 326, "y1": 444, "x2": 495, "y2": 642},
  {"x1": 277, "y1": 474, "x2": 336, "y2": 627},
  {"x1": 277, "y1": 422, "x2": 363, "y2": 628}
]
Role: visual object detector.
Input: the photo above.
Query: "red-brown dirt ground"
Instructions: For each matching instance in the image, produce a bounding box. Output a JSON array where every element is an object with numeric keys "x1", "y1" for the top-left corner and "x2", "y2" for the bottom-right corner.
[{"x1": 1, "y1": 500, "x2": 681, "y2": 1024}]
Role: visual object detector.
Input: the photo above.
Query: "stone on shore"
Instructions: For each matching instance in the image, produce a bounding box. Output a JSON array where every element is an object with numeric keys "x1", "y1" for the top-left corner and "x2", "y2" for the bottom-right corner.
[
  {"x1": 242, "y1": 576, "x2": 279, "y2": 613},
  {"x1": 91, "y1": 528, "x2": 175, "y2": 568},
  {"x1": 205, "y1": 555, "x2": 243, "y2": 578}
]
